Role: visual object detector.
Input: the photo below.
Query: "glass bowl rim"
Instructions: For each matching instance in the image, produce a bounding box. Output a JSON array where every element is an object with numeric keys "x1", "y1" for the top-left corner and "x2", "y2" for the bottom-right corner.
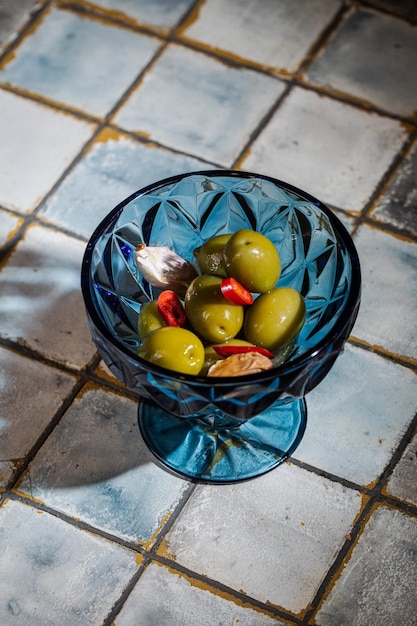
[{"x1": 81, "y1": 169, "x2": 361, "y2": 386}]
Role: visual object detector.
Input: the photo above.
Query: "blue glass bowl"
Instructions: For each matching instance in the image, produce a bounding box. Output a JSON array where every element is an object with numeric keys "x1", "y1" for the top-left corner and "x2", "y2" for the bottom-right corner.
[{"x1": 81, "y1": 171, "x2": 361, "y2": 483}]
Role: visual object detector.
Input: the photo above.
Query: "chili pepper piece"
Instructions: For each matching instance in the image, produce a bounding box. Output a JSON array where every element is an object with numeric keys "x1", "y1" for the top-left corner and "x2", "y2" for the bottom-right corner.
[
  {"x1": 213, "y1": 344, "x2": 274, "y2": 359},
  {"x1": 220, "y1": 277, "x2": 254, "y2": 305},
  {"x1": 157, "y1": 290, "x2": 186, "y2": 327}
]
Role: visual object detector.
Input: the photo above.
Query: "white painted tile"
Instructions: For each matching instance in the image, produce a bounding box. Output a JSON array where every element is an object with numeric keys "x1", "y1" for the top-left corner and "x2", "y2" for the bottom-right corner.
[
  {"x1": 0, "y1": 8, "x2": 161, "y2": 117},
  {"x1": 183, "y1": 0, "x2": 341, "y2": 73},
  {"x1": 161, "y1": 464, "x2": 362, "y2": 613},
  {"x1": 0, "y1": 347, "x2": 76, "y2": 487},
  {"x1": 241, "y1": 87, "x2": 407, "y2": 212},
  {"x1": 386, "y1": 432, "x2": 417, "y2": 507},
  {"x1": 39, "y1": 132, "x2": 209, "y2": 238},
  {"x1": 114, "y1": 43, "x2": 285, "y2": 166},
  {"x1": 115, "y1": 561, "x2": 283, "y2": 626},
  {"x1": 295, "y1": 344, "x2": 417, "y2": 485},
  {"x1": 90, "y1": 0, "x2": 196, "y2": 29},
  {"x1": 306, "y1": 8, "x2": 417, "y2": 117},
  {"x1": 17, "y1": 387, "x2": 189, "y2": 544},
  {"x1": 316, "y1": 506, "x2": 417, "y2": 625},
  {"x1": 0, "y1": 90, "x2": 94, "y2": 214},
  {"x1": 0, "y1": 224, "x2": 97, "y2": 368},
  {"x1": 352, "y1": 225, "x2": 417, "y2": 359},
  {"x1": 0, "y1": 499, "x2": 138, "y2": 625}
]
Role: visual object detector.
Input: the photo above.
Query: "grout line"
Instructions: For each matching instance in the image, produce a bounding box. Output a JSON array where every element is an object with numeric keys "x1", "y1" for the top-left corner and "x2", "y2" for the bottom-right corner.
[
  {"x1": 147, "y1": 553, "x2": 305, "y2": 625},
  {"x1": 232, "y1": 82, "x2": 294, "y2": 169},
  {"x1": 347, "y1": 336, "x2": 417, "y2": 371},
  {"x1": 294, "y1": 1, "x2": 352, "y2": 77},
  {"x1": 102, "y1": 481, "x2": 198, "y2": 625},
  {"x1": 300, "y1": 408, "x2": 417, "y2": 621},
  {"x1": 301, "y1": 495, "x2": 376, "y2": 623},
  {"x1": 352, "y1": 127, "x2": 417, "y2": 228},
  {"x1": 0, "y1": 0, "x2": 52, "y2": 66},
  {"x1": 1, "y1": 358, "x2": 101, "y2": 494},
  {"x1": 356, "y1": 0, "x2": 417, "y2": 25}
]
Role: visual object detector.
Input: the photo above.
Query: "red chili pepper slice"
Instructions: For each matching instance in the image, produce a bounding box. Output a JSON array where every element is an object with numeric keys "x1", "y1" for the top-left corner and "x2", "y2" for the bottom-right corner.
[
  {"x1": 220, "y1": 277, "x2": 254, "y2": 305},
  {"x1": 157, "y1": 290, "x2": 186, "y2": 327},
  {"x1": 213, "y1": 345, "x2": 274, "y2": 359}
]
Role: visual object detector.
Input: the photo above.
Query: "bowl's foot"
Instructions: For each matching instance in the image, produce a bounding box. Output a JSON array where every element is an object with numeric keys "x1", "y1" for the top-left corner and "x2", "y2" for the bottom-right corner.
[{"x1": 138, "y1": 399, "x2": 307, "y2": 483}]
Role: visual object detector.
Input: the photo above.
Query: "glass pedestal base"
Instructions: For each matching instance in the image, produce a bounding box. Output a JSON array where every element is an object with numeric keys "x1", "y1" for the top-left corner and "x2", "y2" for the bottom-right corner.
[{"x1": 138, "y1": 398, "x2": 307, "y2": 483}]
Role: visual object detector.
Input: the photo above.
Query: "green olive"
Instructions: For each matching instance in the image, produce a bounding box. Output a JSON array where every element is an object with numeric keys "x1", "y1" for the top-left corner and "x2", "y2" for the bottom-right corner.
[
  {"x1": 224, "y1": 229, "x2": 281, "y2": 293},
  {"x1": 193, "y1": 233, "x2": 231, "y2": 276},
  {"x1": 137, "y1": 300, "x2": 165, "y2": 340},
  {"x1": 184, "y1": 274, "x2": 243, "y2": 343},
  {"x1": 244, "y1": 287, "x2": 305, "y2": 351},
  {"x1": 137, "y1": 326, "x2": 205, "y2": 375}
]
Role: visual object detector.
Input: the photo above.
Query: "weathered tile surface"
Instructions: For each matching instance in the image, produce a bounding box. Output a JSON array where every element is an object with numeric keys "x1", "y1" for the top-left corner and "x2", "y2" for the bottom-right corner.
[
  {"x1": 115, "y1": 562, "x2": 284, "y2": 626},
  {"x1": 0, "y1": 7, "x2": 161, "y2": 116},
  {"x1": 114, "y1": 43, "x2": 285, "y2": 165},
  {"x1": 0, "y1": 90, "x2": 94, "y2": 213},
  {"x1": 160, "y1": 464, "x2": 362, "y2": 613},
  {"x1": 351, "y1": 225, "x2": 417, "y2": 359},
  {"x1": 0, "y1": 225, "x2": 96, "y2": 368},
  {"x1": 241, "y1": 87, "x2": 407, "y2": 211},
  {"x1": 89, "y1": 0, "x2": 196, "y2": 29},
  {"x1": 0, "y1": 0, "x2": 39, "y2": 52},
  {"x1": 0, "y1": 347, "x2": 77, "y2": 488},
  {"x1": 371, "y1": 138, "x2": 417, "y2": 235},
  {"x1": 39, "y1": 131, "x2": 210, "y2": 238},
  {"x1": 1, "y1": 1, "x2": 416, "y2": 624},
  {"x1": 181, "y1": 0, "x2": 341, "y2": 73},
  {"x1": 386, "y1": 432, "x2": 417, "y2": 507},
  {"x1": 17, "y1": 386, "x2": 189, "y2": 545},
  {"x1": 295, "y1": 344, "x2": 417, "y2": 485},
  {"x1": 316, "y1": 506, "x2": 417, "y2": 626},
  {"x1": 306, "y1": 8, "x2": 417, "y2": 117},
  {"x1": 0, "y1": 499, "x2": 138, "y2": 625}
]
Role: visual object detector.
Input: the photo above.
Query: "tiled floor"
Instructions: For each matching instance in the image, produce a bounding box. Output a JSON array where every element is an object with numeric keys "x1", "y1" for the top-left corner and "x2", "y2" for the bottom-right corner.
[{"x1": 0, "y1": 1, "x2": 416, "y2": 624}]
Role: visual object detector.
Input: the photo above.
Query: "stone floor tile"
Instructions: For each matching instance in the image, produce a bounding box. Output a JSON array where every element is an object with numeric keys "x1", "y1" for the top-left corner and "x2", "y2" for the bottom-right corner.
[
  {"x1": 370, "y1": 138, "x2": 417, "y2": 235},
  {"x1": 351, "y1": 225, "x2": 417, "y2": 359},
  {"x1": 241, "y1": 87, "x2": 406, "y2": 212},
  {"x1": 0, "y1": 0, "x2": 39, "y2": 53},
  {"x1": 0, "y1": 90, "x2": 94, "y2": 214},
  {"x1": 0, "y1": 7, "x2": 161, "y2": 117},
  {"x1": 0, "y1": 209, "x2": 22, "y2": 249},
  {"x1": 115, "y1": 561, "x2": 284, "y2": 626},
  {"x1": 385, "y1": 431, "x2": 417, "y2": 507},
  {"x1": 0, "y1": 224, "x2": 97, "y2": 368},
  {"x1": 113, "y1": 43, "x2": 285, "y2": 166},
  {"x1": 294, "y1": 344, "x2": 417, "y2": 486},
  {"x1": 16, "y1": 386, "x2": 189, "y2": 545},
  {"x1": 39, "y1": 130, "x2": 210, "y2": 238},
  {"x1": 89, "y1": 0, "x2": 196, "y2": 30},
  {"x1": 181, "y1": 0, "x2": 340, "y2": 73},
  {"x1": 0, "y1": 347, "x2": 77, "y2": 488},
  {"x1": 305, "y1": 8, "x2": 417, "y2": 118},
  {"x1": 373, "y1": 0, "x2": 417, "y2": 21},
  {"x1": 316, "y1": 506, "x2": 417, "y2": 626},
  {"x1": 159, "y1": 464, "x2": 362, "y2": 614},
  {"x1": 0, "y1": 499, "x2": 138, "y2": 625}
]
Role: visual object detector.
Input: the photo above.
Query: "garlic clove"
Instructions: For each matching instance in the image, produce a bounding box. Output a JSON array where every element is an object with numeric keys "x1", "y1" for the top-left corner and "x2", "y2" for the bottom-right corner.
[
  {"x1": 135, "y1": 244, "x2": 198, "y2": 297},
  {"x1": 207, "y1": 352, "x2": 273, "y2": 377}
]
